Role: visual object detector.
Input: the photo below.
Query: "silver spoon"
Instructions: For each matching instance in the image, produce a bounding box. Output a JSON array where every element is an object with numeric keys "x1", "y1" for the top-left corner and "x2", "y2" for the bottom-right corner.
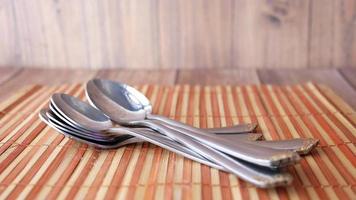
[
  {"x1": 50, "y1": 101, "x2": 316, "y2": 155},
  {"x1": 85, "y1": 79, "x2": 318, "y2": 155},
  {"x1": 49, "y1": 93, "x2": 300, "y2": 168},
  {"x1": 86, "y1": 79, "x2": 257, "y2": 133},
  {"x1": 47, "y1": 95, "x2": 293, "y2": 187},
  {"x1": 85, "y1": 80, "x2": 300, "y2": 167},
  {"x1": 50, "y1": 100, "x2": 263, "y2": 142},
  {"x1": 45, "y1": 108, "x2": 276, "y2": 171},
  {"x1": 46, "y1": 107, "x2": 315, "y2": 158},
  {"x1": 47, "y1": 107, "x2": 120, "y2": 142},
  {"x1": 40, "y1": 109, "x2": 292, "y2": 188},
  {"x1": 40, "y1": 109, "x2": 136, "y2": 147},
  {"x1": 40, "y1": 108, "x2": 223, "y2": 168}
]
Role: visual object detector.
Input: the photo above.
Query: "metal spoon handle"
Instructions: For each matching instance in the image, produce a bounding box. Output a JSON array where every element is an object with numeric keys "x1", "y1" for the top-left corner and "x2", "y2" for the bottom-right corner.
[
  {"x1": 204, "y1": 123, "x2": 258, "y2": 134},
  {"x1": 136, "y1": 125, "x2": 315, "y2": 155},
  {"x1": 127, "y1": 120, "x2": 292, "y2": 188},
  {"x1": 204, "y1": 122, "x2": 317, "y2": 154},
  {"x1": 252, "y1": 138, "x2": 319, "y2": 155},
  {"x1": 147, "y1": 115, "x2": 300, "y2": 168},
  {"x1": 158, "y1": 122, "x2": 316, "y2": 155},
  {"x1": 109, "y1": 127, "x2": 222, "y2": 169},
  {"x1": 211, "y1": 132, "x2": 263, "y2": 141}
]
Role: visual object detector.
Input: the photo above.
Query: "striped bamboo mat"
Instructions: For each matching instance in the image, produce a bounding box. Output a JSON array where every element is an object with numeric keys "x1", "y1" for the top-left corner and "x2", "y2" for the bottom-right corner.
[{"x1": 0, "y1": 83, "x2": 355, "y2": 200}]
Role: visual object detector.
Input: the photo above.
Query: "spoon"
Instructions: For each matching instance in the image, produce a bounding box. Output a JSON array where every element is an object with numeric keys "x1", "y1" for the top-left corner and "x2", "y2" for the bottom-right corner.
[
  {"x1": 51, "y1": 93, "x2": 300, "y2": 169},
  {"x1": 50, "y1": 100, "x2": 316, "y2": 155},
  {"x1": 85, "y1": 79, "x2": 318, "y2": 154},
  {"x1": 47, "y1": 94, "x2": 293, "y2": 187},
  {"x1": 40, "y1": 109, "x2": 137, "y2": 148},
  {"x1": 48, "y1": 102, "x2": 263, "y2": 145},
  {"x1": 46, "y1": 107, "x2": 295, "y2": 175},
  {"x1": 40, "y1": 108, "x2": 293, "y2": 188},
  {"x1": 40, "y1": 108, "x2": 223, "y2": 168},
  {"x1": 86, "y1": 79, "x2": 300, "y2": 167},
  {"x1": 85, "y1": 79, "x2": 257, "y2": 133}
]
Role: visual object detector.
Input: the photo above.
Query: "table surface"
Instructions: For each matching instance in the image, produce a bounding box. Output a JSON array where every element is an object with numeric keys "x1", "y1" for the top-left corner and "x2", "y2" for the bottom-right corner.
[
  {"x1": 0, "y1": 67, "x2": 355, "y2": 199},
  {"x1": 0, "y1": 67, "x2": 355, "y2": 109}
]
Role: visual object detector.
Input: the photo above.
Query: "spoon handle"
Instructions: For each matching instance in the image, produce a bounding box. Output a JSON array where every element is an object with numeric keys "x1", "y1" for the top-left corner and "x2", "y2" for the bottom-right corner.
[
  {"x1": 204, "y1": 124, "x2": 318, "y2": 154},
  {"x1": 125, "y1": 120, "x2": 292, "y2": 188},
  {"x1": 252, "y1": 138, "x2": 319, "y2": 155},
  {"x1": 204, "y1": 123, "x2": 258, "y2": 134},
  {"x1": 147, "y1": 115, "x2": 300, "y2": 168},
  {"x1": 162, "y1": 123, "x2": 317, "y2": 155},
  {"x1": 211, "y1": 132, "x2": 263, "y2": 141},
  {"x1": 109, "y1": 127, "x2": 223, "y2": 169}
]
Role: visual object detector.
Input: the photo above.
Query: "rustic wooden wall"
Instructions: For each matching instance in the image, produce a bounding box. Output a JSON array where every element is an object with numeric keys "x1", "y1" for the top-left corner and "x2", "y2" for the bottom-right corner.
[{"x1": 0, "y1": 0, "x2": 355, "y2": 69}]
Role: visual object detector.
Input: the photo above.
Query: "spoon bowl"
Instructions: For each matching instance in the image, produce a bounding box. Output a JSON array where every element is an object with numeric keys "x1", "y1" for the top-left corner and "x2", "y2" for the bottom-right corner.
[
  {"x1": 86, "y1": 79, "x2": 148, "y2": 124},
  {"x1": 46, "y1": 108, "x2": 122, "y2": 142},
  {"x1": 39, "y1": 109, "x2": 135, "y2": 149},
  {"x1": 51, "y1": 93, "x2": 113, "y2": 131}
]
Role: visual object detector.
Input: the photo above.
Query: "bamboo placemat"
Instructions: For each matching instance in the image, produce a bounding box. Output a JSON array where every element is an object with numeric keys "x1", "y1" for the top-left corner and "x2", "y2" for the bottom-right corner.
[{"x1": 0, "y1": 83, "x2": 355, "y2": 200}]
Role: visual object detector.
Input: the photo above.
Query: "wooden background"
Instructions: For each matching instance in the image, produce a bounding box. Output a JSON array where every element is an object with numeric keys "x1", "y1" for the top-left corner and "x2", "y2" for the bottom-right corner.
[{"x1": 0, "y1": 0, "x2": 355, "y2": 69}]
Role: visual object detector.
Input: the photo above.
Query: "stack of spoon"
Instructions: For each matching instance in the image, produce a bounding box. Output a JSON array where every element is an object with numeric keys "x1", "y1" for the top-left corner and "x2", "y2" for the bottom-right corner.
[{"x1": 39, "y1": 79, "x2": 319, "y2": 188}]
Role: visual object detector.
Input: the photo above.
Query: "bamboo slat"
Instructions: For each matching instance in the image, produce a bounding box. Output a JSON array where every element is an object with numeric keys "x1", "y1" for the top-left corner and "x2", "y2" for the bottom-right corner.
[{"x1": 0, "y1": 83, "x2": 355, "y2": 199}]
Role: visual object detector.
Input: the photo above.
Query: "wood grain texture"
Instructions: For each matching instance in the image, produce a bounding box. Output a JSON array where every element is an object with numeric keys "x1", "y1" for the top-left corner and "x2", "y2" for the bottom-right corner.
[
  {"x1": 0, "y1": 68, "x2": 177, "y2": 102},
  {"x1": 308, "y1": 0, "x2": 356, "y2": 68},
  {"x1": 339, "y1": 68, "x2": 356, "y2": 89},
  {"x1": 0, "y1": 68, "x2": 21, "y2": 85},
  {"x1": 0, "y1": 1, "x2": 355, "y2": 69},
  {"x1": 1, "y1": 68, "x2": 356, "y2": 108},
  {"x1": 0, "y1": 68, "x2": 97, "y2": 102},
  {"x1": 232, "y1": 0, "x2": 310, "y2": 68},
  {"x1": 176, "y1": 69, "x2": 260, "y2": 85},
  {"x1": 95, "y1": 69, "x2": 177, "y2": 85}
]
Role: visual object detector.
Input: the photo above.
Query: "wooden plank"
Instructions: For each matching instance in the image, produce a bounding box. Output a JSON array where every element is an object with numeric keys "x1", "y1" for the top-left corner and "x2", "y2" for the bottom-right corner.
[
  {"x1": 232, "y1": 0, "x2": 309, "y2": 68},
  {"x1": 95, "y1": 69, "x2": 177, "y2": 85},
  {"x1": 170, "y1": 0, "x2": 233, "y2": 68},
  {"x1": 258, "y1": 69, "x2": 356, "y2": 108},
  {"x1": 0, "y1": 1, "x2": 354, "y2": 69},
  {"x1": 331, "y1": 0, "x2": 356, "y2": 68},
  {"x1": 0, "y1": 68, "x2": 21, "y2": 85},
  {"x1": 307, "y1": 0, "x2": 334, "y2": 68},
  {"x1": 115, "y1": 0, "x2": 160, "y2": 68},
  {"x1": 308, "y1": 0, "x2": 356, "y2": 68},
  {"x1": 339, "y1": 68, "x2": 356, "y2": 89},
  {"x1": 0, "y1": 68, "x2": 97, "y2": 101},
  {"x1": 0, "y1": 68, "x2": 176, "y2": 102},
  {"x1": 176, "y1": 69, "x2": 260, "y2": 85}
]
